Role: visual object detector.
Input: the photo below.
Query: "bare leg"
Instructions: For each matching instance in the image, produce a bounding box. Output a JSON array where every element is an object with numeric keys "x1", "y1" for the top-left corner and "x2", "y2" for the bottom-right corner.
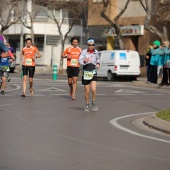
[
  {"x1": 68, "y1": 78, "x2": 73, "y2": 95},
  {"x1": 1, "y1": 76, "x2": 7, "y2": 91},
  {"x1": 29, "y1": 77, "x2": 34, "y2": 96},
  {"x1": 72, "y1": 77, "x2": 78, "y2": 100},
  {"x1": 91, "y1": 81, "x2": 97, "y2": 102},
  {"x1": 84, "y1": 84, "x2": 90, "y2": 104},
  {"x1": 22, "y1": 75, "x2": 27, "y2": 95}
]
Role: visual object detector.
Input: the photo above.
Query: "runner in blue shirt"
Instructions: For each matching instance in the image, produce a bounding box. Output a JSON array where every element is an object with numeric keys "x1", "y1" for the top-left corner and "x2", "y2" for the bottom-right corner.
[{"x1": 0, "y1": 36, "x2": 10, "y2": 95}]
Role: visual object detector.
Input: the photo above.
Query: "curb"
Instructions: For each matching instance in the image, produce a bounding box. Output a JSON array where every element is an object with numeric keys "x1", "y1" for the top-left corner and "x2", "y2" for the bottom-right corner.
[
  {"x1": 143, "y1": 113, "x2": 170, "y2": 134},
  {"x1": 132, "y1": 81, "x2": 170, "y2": 90}
]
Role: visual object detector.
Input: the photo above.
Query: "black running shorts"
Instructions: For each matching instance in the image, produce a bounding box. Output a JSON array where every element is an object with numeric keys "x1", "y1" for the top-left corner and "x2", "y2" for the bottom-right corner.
[
  {"x1": 82, "y1": 72, "x2": 97, "y2": 85},
  {"x1": 67, "y1": 66, "x2": 79, "y2": 78},
  {"x1": 22, "y1": 66, "x2": 35, "y2": 78}
]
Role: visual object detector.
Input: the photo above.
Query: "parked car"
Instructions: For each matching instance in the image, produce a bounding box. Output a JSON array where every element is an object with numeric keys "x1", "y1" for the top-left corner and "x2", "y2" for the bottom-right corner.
[{"x1": 97, "y1": 50, "x2": 141, "y2": 81}]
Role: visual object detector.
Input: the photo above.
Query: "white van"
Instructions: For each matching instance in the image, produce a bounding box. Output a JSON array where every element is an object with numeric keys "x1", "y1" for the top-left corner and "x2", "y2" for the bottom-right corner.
[{"x1": 97, "y1": 50, "x2": 141, "y2": 81}]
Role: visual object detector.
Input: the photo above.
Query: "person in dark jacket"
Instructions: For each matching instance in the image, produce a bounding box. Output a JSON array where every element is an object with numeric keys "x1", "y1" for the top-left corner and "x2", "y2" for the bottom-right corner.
[{"x1": 145, "y1": 46, "x2": 152, "y2": 83}]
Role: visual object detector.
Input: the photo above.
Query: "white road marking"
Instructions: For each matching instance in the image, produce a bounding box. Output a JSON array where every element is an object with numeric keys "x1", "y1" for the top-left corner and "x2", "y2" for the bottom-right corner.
[
  {"x1": 115, "y1": 94, "x2": 135, "y2": 96},
  {"x1": 115, "y1": 89, "x2": 145, "y2": 94},
  {"x1": 52, "y1": 94, "x2": 68, "y2": 96},
  {"x1": 6, "y1": 84, "x2": 21, "y2": 92},
  {"x1": 0, "y1": 104, "x2": 11, "y2": 107},
  {"x1": 110, "y1": 112, "x2": 170, "y2": 144},
  {"x1": 142, "y1": 94, "x2": 162, "y2": 95},
  {"x1": 37, "y1": 87, "x2": 66, "y2": 92}
]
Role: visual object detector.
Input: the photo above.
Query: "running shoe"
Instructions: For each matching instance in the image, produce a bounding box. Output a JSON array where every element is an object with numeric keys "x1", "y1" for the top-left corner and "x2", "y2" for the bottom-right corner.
[
  {"x1": 1, "y1": 91, "x2": 5, "y2": 95},
  {"x1": 92, "y1": 103, "x2": 98, "y2": 112},
  {"x1": 84, "y1": 104, "x2": 90, "y2": 112}
]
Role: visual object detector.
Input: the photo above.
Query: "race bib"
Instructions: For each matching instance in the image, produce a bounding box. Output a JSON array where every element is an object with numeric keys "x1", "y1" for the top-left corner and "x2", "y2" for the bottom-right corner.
[
  {"x1": 25, "y1": 58, "x2": 33, "y2": 66},
  {"x1": 84, "y1": 70, "x2": 96, "y2": 80},
  {"x1": 70, "y1": 59, "x2": 78, "y2": 66}
]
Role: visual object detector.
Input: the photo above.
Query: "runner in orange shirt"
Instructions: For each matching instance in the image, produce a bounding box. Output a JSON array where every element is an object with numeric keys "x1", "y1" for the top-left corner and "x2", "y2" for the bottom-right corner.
[
  {"x1": 62, "y1": 37, "x2": 82, "y2": 100},
  {"x1": 20, "y1": 38, "x2": 41, "y2": 97}
]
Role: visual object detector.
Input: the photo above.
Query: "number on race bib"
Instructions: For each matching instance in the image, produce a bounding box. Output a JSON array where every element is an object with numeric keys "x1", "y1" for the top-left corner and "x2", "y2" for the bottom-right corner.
[
  {"x1": 84, "y1": 70, "x2": 96, "y2": 80},
  {"x1": 70, "y1": 59, "x2": 78, "y2": 66},
  {"x1": 25, "y1": 58, "x2": 33, "y2": 66}
]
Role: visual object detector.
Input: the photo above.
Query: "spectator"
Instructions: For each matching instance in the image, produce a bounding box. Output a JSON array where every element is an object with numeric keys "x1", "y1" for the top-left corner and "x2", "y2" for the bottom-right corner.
[
  {"x1": 145, "y1": 46, "x2": 152, "y2": 83},
  {"x1": 160, "y1": 41, "x2": 170, "y2": 86},
  {"x1": 150, "y1": 40, "x2": 164, "y2": 84}
]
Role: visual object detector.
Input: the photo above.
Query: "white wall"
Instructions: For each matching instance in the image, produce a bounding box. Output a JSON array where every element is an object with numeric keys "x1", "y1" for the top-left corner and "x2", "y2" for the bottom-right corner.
[
  {"x1": 3, "y1": 22, "x2": 84, "y2": 37},
  {"x1": 118, "y1": 0, "x2": 146, "y2": 18}
]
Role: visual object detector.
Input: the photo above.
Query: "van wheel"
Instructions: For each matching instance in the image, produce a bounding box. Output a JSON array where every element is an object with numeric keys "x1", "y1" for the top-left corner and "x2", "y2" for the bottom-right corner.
[
  {"x1": 130, "y1": 77, "x2": 137, "y2": 81},
  {"x1": 107, "y1": 71, "x2": 113, "y2": 81}
]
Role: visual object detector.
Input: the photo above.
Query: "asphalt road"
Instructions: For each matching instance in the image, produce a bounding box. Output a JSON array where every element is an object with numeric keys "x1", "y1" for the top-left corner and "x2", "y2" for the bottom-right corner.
[{"x1": 0, "y1": 73, "x2": 170, "y2": 170}]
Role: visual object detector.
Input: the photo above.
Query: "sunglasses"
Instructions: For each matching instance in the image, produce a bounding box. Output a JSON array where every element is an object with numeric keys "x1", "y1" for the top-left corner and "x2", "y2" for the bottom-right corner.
[{"x1": 88, "y1": 44, "x2": 94, "y2": 46}]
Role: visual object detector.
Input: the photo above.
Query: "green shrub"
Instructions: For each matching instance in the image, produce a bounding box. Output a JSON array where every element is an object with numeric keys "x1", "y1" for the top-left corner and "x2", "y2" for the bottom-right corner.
[{"x1": 156, "y1": 109, "x2": 170, "y2": 122}]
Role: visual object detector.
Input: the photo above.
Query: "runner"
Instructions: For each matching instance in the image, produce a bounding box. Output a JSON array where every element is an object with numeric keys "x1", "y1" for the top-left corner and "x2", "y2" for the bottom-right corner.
[
  {"x1": 20, "y1": 38, "x2": 41, "y2": 97},
  {"x1": 6, "y1": 42, "x2": 16, "y2": 58},
  {"x1": 0, "y1": 36, "x2": 10, "y2": 95},
  {"x1": 6, "y1": 42, "x2": 16, "y2": 82},
  {"x1": 62, "y1": 37, "x2": 82, "y2": 100},
  {"x1": 79, "y1": 38, "x2": 100, "y2": 112}
]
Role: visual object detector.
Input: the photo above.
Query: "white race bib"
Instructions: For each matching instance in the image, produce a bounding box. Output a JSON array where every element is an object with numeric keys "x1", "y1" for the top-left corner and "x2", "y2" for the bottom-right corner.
[
  {"x1": 70, "y1": 59, "x2": 78, "y2": 66},
  {"x1": 25, "y1": 58, "x2": 33, "y2": 66},
  {"x1": 84, "y1": 70, "x2": 96, "y2": 80}
]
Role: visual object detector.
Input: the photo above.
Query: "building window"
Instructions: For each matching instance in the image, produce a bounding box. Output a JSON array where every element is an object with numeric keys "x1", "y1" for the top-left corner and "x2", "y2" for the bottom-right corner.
[{"x1": 34, "y1": 35, "x2": 44, "y2": 51}]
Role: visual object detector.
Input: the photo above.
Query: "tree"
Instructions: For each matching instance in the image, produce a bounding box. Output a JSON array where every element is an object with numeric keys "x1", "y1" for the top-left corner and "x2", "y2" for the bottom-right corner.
[
  {"x1": 0, "y1": 0, "x2": 21, "y2": 35},
  {"x1": 101, "y1": 0, "x2": 131, "y2": 50},
  {"x1": 139, "y1": 0, "x2": 170, "y2": 42},
  {"x1": 21, "y1": 0, "x2": 46, "y2": 44},
  {"x1": 46, "y1": 0, "x2": 87, "y2": 73}
]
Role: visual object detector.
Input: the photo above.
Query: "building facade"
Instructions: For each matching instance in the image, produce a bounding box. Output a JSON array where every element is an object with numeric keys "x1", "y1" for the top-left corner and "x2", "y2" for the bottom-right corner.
[
  {"x1": 0, "y1": 0, "x2": 86, "y2": 71},
  {"x1": 88, "y1": 0, "x2": 170, "y2": 72}
]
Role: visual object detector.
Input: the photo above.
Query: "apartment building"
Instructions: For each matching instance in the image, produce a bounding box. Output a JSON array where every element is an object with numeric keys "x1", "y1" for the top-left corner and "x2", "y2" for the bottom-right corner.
[
  {"x1": 88, "y1": 0, "x2": 170, "y2": 57},
  {"x1": 0, "y1": 0, "x2": 86, "y2": 71}
]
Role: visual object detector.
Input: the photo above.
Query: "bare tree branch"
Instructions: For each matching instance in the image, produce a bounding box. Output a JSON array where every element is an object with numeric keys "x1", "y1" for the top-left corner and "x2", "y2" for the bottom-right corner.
[
  {"x1": 143, "y1": 0, "x2": 168, "y2": 42},
  {"x1": 0, "y1": 0, "x2": 21, "y2": 34},
  {"x1": 101, "y1": 0, "x2": 130, "y2": 49},
  {"x1": 45, "y1": 0, "x2": 87, "y2": 72}
]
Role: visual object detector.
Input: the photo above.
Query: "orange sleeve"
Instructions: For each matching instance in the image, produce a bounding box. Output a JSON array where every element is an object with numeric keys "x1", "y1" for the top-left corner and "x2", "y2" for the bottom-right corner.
[
  {"x1": 63, "y1": 47, "x2": 69, "y2": 56},
  {"x1": 33, "y1": 46, "x2": 38, "y2": 52},
  {"x1": 22, "y1": 48, "x2": 24, "y2": 55}
]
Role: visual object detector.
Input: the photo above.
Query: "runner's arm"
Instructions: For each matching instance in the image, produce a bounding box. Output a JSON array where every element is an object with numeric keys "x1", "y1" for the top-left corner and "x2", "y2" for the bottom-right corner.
[
  {"x1": 35, "y1": 50, "x2": 41, "y2": 58},
  {"x1": 96, "y1": 51, "x2": 100, "y2": 65},
  {"x1": 79, "y1": 50, "x2": 87, "y2": 66},
  {"x1": 0, "y1": 41, "x2": 9, "y2": 58},
  {"x1": 62, "y1": 48, "x2": 68, "y2": 58}
]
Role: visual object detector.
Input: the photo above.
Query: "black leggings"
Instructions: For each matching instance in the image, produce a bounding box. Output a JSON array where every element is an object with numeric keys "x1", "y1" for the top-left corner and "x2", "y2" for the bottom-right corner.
[{"x1": 22, "y1": 66, "x2": 35, "y2": 78}]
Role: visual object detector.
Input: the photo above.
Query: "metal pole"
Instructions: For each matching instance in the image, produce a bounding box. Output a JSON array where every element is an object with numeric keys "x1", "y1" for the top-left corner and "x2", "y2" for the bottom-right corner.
[{"x1": 20, "y1": 0, "x2": 24, "y2": 78}]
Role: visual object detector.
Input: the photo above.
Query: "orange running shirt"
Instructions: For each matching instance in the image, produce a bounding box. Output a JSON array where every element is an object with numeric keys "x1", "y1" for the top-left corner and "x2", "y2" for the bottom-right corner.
[
  {"x1": 63, "y1": 46, "x2": 82, "y2": 67},
  {"x1": 22, "y1": 46, "x2": 38, "y2": 66}
]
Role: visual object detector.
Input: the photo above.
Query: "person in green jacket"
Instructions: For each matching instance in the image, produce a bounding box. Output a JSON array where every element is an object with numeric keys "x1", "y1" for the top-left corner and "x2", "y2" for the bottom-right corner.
[
  {"x1": 150, "y1": 40, "x2": 164, "y2": 84},
  {"x1": 160, "y1": 41, "x2": 170, "y2": 86}
]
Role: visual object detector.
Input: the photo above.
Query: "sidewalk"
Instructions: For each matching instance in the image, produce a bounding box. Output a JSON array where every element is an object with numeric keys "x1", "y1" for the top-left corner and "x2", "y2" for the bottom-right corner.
[
  {"x1": 143, "y1": 113, "x2": 170, "y2": 134},
  {"x1": 133, "y1": 76, "x2": 170, "y2": 134},
  {"x1": 133, "y1": 77, "x2": 170, "y2": 90}
]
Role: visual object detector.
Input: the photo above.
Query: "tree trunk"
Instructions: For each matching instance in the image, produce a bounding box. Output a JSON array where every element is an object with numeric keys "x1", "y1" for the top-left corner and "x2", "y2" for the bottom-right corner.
[
  {"x1": 59, "y1": 36, "x2": 65, "y2": 74},
  {"x1": 118, "y1": 37, "x2": 125, "y2": 50},
  {"x1": 31, "y1": 25, "x2": 34, "y2": 44}
]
